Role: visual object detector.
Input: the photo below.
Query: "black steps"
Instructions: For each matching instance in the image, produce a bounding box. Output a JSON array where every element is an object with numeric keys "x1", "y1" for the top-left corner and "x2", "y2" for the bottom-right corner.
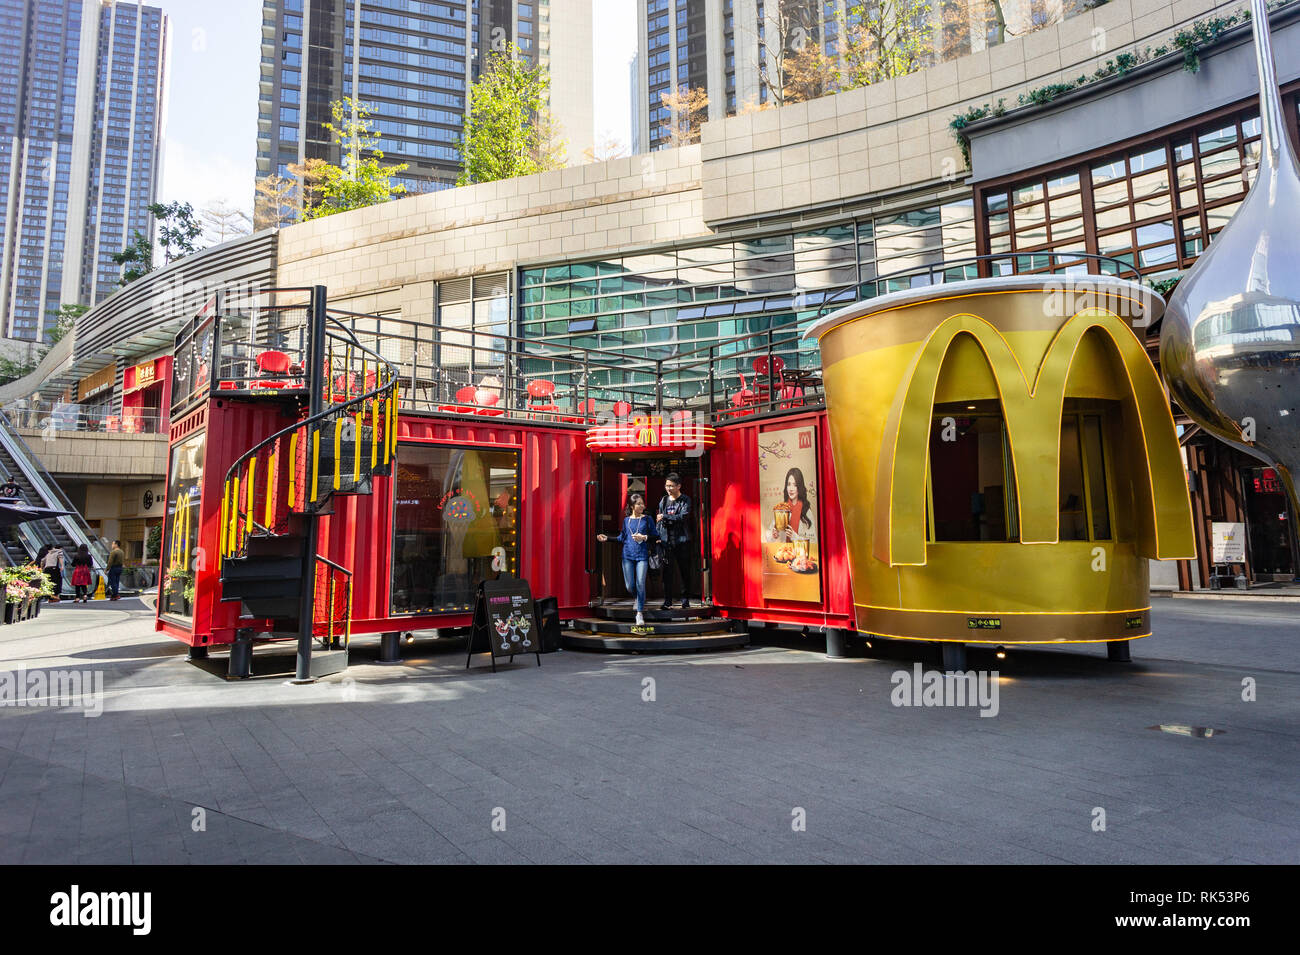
[
  {"x1": 561, "y1": 629, "x2": 749, "y2": 653},
  {"x1": 595, "y1": 605, "x2": 715, "y2": 623},
  {"x1": 562, "y1": 612, "x2": 748, "y2": 653},
  {"x1": 573, "y1": 617, "x2": 743, "y2": 637},
  {"x1": 221, "y1": 541, "x2": 305, "y2": 620}
]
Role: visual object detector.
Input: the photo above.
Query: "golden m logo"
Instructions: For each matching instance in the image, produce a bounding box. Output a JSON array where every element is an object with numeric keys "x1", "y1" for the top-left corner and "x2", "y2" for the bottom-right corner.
[{"x1": 875, "y1": 309, "x2": 1195, "y2": 566}]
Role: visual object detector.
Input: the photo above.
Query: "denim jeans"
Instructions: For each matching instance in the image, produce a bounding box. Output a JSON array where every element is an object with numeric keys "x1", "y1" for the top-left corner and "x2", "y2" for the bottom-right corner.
[
  {"x1": 108, "y1": 565, "x2": 122, "y2": 598},
  {"x1": 621, "y1": 557, "x2": 649, "y2": 611}
]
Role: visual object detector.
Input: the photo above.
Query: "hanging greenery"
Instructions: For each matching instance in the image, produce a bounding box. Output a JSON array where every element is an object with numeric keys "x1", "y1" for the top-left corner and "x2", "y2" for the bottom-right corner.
[{"x1": 948, "y1": 1, "x2": 1293, "y2": 166}]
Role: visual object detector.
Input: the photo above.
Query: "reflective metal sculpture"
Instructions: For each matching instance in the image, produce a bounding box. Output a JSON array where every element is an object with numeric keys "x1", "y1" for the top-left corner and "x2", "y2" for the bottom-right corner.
[{"x1": 1160, "y1": 0, "x2": 1300, "y2": 496}]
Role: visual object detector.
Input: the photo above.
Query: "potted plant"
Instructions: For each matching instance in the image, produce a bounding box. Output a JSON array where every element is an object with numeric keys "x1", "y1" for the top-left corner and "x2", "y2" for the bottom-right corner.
[{"x1": 4, "y1": 576, "x2": 28, "y2": 624}]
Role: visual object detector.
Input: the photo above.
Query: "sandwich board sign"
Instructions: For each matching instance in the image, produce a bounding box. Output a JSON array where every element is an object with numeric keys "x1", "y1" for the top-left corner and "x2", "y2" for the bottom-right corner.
[
  {"x1": 467, "y1": 576, "x2": 542, "y2": 671},
  {"x1": 1210, "y1": 522, "x2": 1246, "y2": 563}
]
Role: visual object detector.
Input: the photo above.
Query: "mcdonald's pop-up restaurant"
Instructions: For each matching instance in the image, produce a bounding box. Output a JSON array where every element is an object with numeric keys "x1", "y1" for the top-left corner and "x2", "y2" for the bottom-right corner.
[
  {"x1": 149, "y1": 0, "x2": 1300, "y2": 676},
  {"x1": 155, "y1": 272, "x2": 1195, "y2": 677}
]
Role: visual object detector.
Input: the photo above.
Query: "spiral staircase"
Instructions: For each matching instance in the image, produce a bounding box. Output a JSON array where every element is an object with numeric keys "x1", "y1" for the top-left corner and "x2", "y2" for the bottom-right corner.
[{"x1": 218, "y1": 315, "x2": 399, "y2": 679}]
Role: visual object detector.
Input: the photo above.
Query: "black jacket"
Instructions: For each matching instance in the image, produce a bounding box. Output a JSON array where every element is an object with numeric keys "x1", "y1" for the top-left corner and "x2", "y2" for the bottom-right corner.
[{"x1": 657, "y1": 494, "x2": 693, "y2": 545}]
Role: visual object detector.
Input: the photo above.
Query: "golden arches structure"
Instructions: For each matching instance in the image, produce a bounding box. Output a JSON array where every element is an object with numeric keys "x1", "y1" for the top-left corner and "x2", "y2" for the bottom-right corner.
[
  {"x1": 810, "y1": 278, "x2": 1196, "y2": 644},
  {"x1": 876, "y1": 309, "x2": 1196, "y2": 567}
]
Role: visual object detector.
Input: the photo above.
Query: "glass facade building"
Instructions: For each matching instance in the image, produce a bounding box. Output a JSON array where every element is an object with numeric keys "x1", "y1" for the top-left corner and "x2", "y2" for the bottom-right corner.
[
  {"x1": 256, "y1": 0, "x2": 591, "y2": 218},
  {"x1": 429, "y1": 193, "x2": 976, "y2": 401},
  {"x1": 0, "y1": 0, "x2": 166, "y2": 341}
]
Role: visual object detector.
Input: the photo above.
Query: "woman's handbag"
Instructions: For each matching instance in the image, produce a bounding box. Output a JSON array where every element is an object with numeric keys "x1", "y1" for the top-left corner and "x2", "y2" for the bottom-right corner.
[{"x1": 648, "y1": 541, "x2": 665, "y2": 571}]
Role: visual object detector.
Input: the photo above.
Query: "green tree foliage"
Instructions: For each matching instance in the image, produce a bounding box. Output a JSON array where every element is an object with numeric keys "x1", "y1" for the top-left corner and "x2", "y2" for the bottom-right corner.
[
  {"x1": 457, "y1": 42, "x2": 564, "y2": 186},
  {"x1": 153, "y1": 201, "x2": 202, "y2": 263},
  {"x1": 110, "y1": 230, "x2": 153, "y2": 285},
  {"x1": 304, "y1": 98, "x2": 408, "y2": 219},
  {"x1": 110, "y1": 201, "x2": 203, "y2": 286},
  {"x1": 45, "y1": 303, "x2": 88, "y2": 345},
  {"x1": 840, "y1": 0, "x2": 934, "y2": 88}
]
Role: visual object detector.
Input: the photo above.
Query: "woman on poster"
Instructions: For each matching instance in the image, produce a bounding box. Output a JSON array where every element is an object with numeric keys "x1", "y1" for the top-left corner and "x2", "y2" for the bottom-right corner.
[{"x1": 765, "y1": 467, "x2": 816, "y2": 543}]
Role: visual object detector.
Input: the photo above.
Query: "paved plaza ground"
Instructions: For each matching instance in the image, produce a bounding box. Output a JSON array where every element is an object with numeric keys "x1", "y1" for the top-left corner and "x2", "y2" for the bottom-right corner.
[{"x1": 0, "y1": 596, "x2": 1295, "y2": 864}]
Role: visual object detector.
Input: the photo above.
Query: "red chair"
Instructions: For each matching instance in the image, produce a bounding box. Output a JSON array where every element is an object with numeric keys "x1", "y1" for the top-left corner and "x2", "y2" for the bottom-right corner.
[
  {"x1": 612, "y1": 400, "x2": 632, "y2": 418},
  {"x1": 253, "y1": 350, "x2": 295, "y2": 390},
  {"x1": 560, "y1": 397, "x2": 597, "y2": 424},
  {"x1": 526, "y1": 379, "x2": 558, "y2": 417},
  {"x1": 439, "y1": 386, "x2": 478, "y2": 414},
  {"x1": 474, "y1": 391, "x2": 504, "y2": 416},
  {"x1": 728, "y1": 373, "x2": 758, "y2": 417},
  {"x1": 751, "y1": 355, "x2": 785, "y2": 405}
]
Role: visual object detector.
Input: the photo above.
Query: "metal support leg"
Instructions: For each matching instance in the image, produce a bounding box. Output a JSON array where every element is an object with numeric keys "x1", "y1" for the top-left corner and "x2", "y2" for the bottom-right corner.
[
  {"x1": 1107, "y1": 640, "x2": 1132, "y2": 662},
  {"x1": 825, "y1": 628, "x2": 847, "y2": 659},
  {"x1": 379, "y1": 631, "x2": 401, "y2": 663},
  {"x1": 940, "y1": 642, "x2": 967, "y2": 671},
  {"x1": 228, "y1": 629, "x2": 254, "y2": 679},
  {"x1": 187, "y1": 644, "x2": 209, "y2": 661}
]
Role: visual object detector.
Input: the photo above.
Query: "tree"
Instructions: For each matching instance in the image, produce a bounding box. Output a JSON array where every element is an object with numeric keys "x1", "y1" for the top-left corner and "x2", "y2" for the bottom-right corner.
[
  {"x1": 658, "y1": 85, "x2": 710, "y2": 147},
  {"x1": 110, "y1": 201, "x2": 203, "y2": 285},
  {"x1": 533, "y1": 105, "x2": 569, "y2": 171},
  {"x1": 784, "y1": 40, "x2": 840, "y2": 103},
  {"x1": 457, "y1": 42, "x2": 562, "y2": 185},
  {"x1": 840, "y1": 0, "x2": 934, "y2": 88},
  {"x1": 290, "y1": 157, "x2": 330, "y2": 218},
  {"x1": 45, "y1": 303, "x2": 87, "y2": 345},
  {"x1": 152, "y1": 201, "x2": 203, "y2": 264},
  {"x1": 200, "y1": 201, "x2": 252, "y2": 244},
  {"x1": 582, "y1": 136, "x2": 629, "y2": 163},
  {"x1": 110, "y1": 231, "x2": 153, "y2": 285},
  {"x1": 751, "y1": 0, "x2": 823, "y2": 107},
  {"x1": 253, "y1": 157, "x2": 331, "y2": 228},
  {"x1": 0, "y1": 347, "x2": 40, "y2": 385},
  {"x1": 253, "y1": 172, "x2": 299, "y2": 230},
  {"x1": 304, "y1": 98, "x2": 408, "y2": 219}
]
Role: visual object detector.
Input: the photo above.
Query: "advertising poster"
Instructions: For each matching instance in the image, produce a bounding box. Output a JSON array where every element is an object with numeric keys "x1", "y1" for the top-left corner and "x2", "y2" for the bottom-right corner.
[
  {"x1": 1211, "y1": 522, "x2": 1246, "y2": 563},
  {"x1": 758, "y1": 424, "x2": 821, "y2": 602}
]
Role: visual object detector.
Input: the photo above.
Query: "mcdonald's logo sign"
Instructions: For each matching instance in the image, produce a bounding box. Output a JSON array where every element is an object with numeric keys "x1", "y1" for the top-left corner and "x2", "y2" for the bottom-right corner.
[
  {"x1": 810, "y1": 277, "x2": 1197, "y2": 645},
  {"x1": 874, "y1": 308, "x2": 1196, "y2": 567}
]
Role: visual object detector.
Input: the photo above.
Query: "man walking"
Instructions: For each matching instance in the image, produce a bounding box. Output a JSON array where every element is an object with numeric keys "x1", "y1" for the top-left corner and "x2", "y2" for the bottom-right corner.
[
  {"x1": 108, "y1": 540, "x2": 125, "y2": 601},
  {"x1": 656, "y1": 473, "x2": 695, "y2": 610}
]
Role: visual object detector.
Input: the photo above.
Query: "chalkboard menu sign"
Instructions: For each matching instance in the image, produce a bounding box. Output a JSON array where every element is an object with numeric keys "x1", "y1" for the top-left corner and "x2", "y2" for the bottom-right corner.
[{"x1": 467, "y1": 576, "x2": 542, "y2": 670}]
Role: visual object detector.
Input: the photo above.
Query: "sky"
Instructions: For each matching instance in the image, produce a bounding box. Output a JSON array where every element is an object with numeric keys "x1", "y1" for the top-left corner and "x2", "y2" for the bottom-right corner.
[{"x1": 151, "y1": 0, "x2": 637, "y2": 220}]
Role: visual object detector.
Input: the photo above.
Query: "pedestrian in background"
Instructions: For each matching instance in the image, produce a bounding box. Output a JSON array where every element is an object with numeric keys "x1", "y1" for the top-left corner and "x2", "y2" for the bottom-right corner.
[
  {"x1": 70, "y1": 544, "x2": 93, "y2": 602},
  {"x1": 108, "y1": 540, "x2": 125, "y2": 601},
  {"x1": 41, "y1": 545, "x2": 65, "y2": 601}
]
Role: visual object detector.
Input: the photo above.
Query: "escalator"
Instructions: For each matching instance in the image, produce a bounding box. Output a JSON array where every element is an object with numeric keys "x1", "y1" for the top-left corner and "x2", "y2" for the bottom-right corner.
[{"x1": 0, "y1": 409, "x2": 107, "y2": 581}]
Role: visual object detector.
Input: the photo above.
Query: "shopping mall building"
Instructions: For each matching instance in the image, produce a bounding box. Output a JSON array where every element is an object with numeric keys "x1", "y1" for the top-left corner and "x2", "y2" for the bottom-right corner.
[{"x1": 1, "y1": 0, "x2": 1295, "y2": 654}]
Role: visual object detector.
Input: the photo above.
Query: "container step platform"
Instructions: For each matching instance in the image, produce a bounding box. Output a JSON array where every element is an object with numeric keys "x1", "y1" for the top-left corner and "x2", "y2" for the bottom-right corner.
[{"x1": 562, "y1": 608, "x2": 748, "y2": 653}]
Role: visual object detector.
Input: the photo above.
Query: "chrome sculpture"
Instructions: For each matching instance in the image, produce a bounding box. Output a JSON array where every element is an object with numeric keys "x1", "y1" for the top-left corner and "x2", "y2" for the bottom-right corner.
[{"x1": 1160, "y1": 0, "x2": 1300, "y2": 497}]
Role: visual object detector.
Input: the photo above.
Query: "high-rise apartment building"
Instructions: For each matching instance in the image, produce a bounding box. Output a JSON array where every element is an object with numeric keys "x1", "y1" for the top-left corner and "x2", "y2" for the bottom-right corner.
[
  {"x1": 255, "y1": 0, "x2": 594, "y2": 219},
  {"x1": 635, "y1": 0, "x2": 1090, "y2": 152},
  {"x1": 0, "y1": 0, "x2": 167, "y2": 341}
]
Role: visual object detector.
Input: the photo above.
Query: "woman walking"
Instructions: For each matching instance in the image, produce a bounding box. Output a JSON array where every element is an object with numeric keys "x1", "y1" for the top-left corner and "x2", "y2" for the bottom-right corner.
[
  {"x1": 597, "y1": 491, "x2": 659, "y2": 626},
  {"x1": 70, "y1": 544, "x2": 93, "y2": 602},
  {"x1": 40, "y1": 545, "x2": 65, "y2": 602}
]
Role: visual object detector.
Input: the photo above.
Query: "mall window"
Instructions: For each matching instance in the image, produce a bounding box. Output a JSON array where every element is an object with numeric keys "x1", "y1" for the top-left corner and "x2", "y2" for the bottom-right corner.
[
  {"x1": 977, "y1": 92, "x2": 1300, "y2": 280},
  {"x1": 390, "y1": 444, "x2": 519, "y2": 615},
  {"x1": 927, "y1": 401, "x2": 1019, "y2": 542}
]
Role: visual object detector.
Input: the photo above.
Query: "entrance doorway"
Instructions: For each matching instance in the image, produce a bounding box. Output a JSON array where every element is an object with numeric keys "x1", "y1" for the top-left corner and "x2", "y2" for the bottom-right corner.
[
  {"x1": 589, "y1": 454, "x2": 710, "y2": 608},
  {"x1": 1242, "y1": 466, "x2": 1295, "y2": 578}
]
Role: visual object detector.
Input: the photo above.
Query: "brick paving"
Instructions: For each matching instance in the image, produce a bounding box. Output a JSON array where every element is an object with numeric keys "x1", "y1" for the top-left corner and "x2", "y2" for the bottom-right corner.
[{"x1": 0, "y1": 597, "x2": 1296, "y2": 864}]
